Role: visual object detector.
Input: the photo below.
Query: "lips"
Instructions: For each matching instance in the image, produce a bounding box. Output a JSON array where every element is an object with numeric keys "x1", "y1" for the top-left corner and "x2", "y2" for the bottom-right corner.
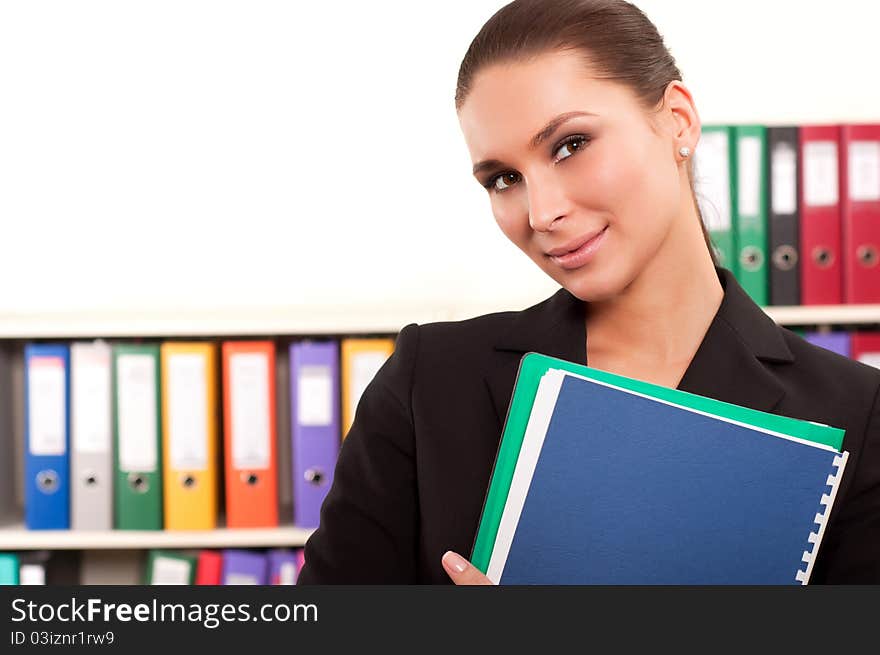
[
  {"x1": 546, "y1": 226, "x2": 609, "y2": 270},
  {"x1": 546, "y1": 227, "x2": 608, "y2": 257}
]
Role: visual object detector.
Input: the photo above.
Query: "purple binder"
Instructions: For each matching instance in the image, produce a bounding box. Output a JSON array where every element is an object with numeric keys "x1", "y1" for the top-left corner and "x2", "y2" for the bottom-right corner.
[
  {"x1": 267, "y1": 549, "x2": 299, "y2": 585},
  {"x1": 805, "y1": 332, "x2": 851, "y2": 358},
  {"x1": 290, "y1": 341, "x2": 340, "y2": 529},
  {"x1": 221, "y1": 550, "x2": 267, "y2": 585}
]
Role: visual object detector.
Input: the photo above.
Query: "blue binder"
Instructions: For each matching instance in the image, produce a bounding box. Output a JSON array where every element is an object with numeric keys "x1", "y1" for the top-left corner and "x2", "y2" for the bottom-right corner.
[
  {"x1": 485, "y1": 367, "x2": 848, "y2": 585},
  {"x1": 24, "y1": 343, "x2": 71, "y2": 530}
]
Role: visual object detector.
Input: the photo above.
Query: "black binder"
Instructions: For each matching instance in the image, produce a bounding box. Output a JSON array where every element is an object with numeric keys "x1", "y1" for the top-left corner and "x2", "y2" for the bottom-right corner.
[{"x1": 767, "y1": 127, "x2": 801, "y2": 306}]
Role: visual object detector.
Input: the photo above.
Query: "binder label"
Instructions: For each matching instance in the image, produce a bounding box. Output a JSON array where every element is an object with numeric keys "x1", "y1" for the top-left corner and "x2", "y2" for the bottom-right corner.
[
  {"x1": 117, "y1": 354, "x2": 158, "y2": 472},
  {"x1": 72, "y1": 347, "x2": 111, "y2": 453},
  {"x1": 804, "y1": 141, "x2": 839, "y2": 207},
  {"x1": 297, "y1": 364, "x2": 333, "y2": 427},
  {"x1": 771, "y1": 142, "x2": 797, "y2": 215},
  {"x1": 231, "y1": 353, "x2": 271, "y2": 470},
  {"x1": 151, "y1": 557, "x2": 192, "y2": 585},
  {"x1": 168, "y1": 354, "x2": 209, "y2": 471},
  {"x1": 226, "y1": 573, "x2": 258, "y2": 585},
  {"x1": 695, "y1": 130, "x2": 731, "y2": 231},
  {"x1": 738, "y1": 136, "x2": 762, "y2": 218},
  {"x1": 858, "y1": 353, "x2": 880, "y2": 370},
  {"x1": 351, "y1": 353, "x2": 388, "y2": 419},
  {"x1": 27, "y1": 357, "x2": 66, "y2": 456},
  {"x1": 849, "y1": 141, "x2": 880, "y2": 202}
]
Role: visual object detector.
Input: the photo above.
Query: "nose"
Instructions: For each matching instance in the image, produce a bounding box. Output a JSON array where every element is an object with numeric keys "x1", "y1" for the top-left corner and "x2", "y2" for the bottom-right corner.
[{"x1": 526, "y1": 171, "x2": 569, "y2": 232}]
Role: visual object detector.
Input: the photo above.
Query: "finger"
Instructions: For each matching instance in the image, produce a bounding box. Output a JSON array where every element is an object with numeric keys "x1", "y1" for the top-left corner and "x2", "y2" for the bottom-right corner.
[{"x1": 441, "y1": 551, "x2": 493, "y2": 585}]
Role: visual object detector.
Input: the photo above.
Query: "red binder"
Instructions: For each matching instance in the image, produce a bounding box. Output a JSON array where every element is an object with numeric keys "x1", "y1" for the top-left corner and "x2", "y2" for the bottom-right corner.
[
  {"x1": 841, "y1": 125, "x2": 880, "y2": 303},
  {"x1": 221, "y1": 341, "x2": 279, "y2": 528},
  {"x1": 851, "y1": 333, "x2": 880, "y2": 369},
  {"x1": 195, "y1": 550, "x2": 223, "y2": 585},
  {"x1": 800, "y1": 126, "x2": 843, "y2": 304}
]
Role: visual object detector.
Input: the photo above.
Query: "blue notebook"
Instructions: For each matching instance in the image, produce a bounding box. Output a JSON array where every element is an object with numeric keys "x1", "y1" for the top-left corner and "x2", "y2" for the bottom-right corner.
[{"x1": 484, "y1": 367, "x2": 848, "y2": 585}]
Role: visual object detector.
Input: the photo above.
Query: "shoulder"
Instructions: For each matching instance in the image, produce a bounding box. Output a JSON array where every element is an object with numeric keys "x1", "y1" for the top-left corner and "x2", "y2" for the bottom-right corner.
[{"x1": 773, "y1": 328, "x2": 880, "y2": 440}]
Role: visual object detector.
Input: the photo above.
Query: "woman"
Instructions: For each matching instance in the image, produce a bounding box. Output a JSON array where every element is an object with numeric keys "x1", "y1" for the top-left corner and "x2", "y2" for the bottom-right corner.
[{"x1": 297, "y1": 0, "x2": 880, "y2": 584}]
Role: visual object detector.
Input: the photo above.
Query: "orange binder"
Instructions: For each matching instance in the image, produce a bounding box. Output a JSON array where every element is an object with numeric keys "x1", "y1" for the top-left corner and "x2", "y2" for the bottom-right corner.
[
  {"x1": 340, "y1": 338, "x2": 394, "y2": 439},
  {"x1": 160, "y1": 342, "x2": 219, "y2": 530},
  {"x1": 221, "y1": 341, "x2": 279, "y2": 528}
]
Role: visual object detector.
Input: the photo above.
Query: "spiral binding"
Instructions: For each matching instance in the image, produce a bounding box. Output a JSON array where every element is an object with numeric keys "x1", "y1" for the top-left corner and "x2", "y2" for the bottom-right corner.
[{"x1": 795, "y1": 452, "x2": 849, "y2": 584}]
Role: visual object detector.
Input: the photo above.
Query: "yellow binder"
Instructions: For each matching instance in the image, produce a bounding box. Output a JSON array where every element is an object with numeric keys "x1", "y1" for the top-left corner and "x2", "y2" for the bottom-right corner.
[
  {"x1": 160, "y1": 341, "x2": 219, "y2": 530},
  {"x1": 340, "y1": 338, "x2": 394, "y2": 439}
]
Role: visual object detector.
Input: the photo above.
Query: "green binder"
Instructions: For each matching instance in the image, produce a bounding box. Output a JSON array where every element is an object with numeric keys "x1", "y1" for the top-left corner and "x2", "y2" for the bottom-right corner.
[
  {"x1": 698, "y1": 125, "x2": 738, "y2": 276},
  {"x1": 0, "y1": 553, "x2": 19, "y2": 585},
  {"x1": 471, "y1": 352, "x2": 845, "y2": 573},
  {"x1": 145, "y1": 550, "x2": 196, "y2": 584},
  {"x1": 113, "y1": 344, "x2": 163, "y2": 530},
  {"x1": 735, "y1": 125, "x2": 769, "y2": 306}
]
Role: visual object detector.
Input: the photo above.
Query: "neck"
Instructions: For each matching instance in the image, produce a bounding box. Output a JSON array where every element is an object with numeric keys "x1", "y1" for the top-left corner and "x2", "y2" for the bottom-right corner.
[{"x1": 585, "y1": 213, "x2": 723, "y2": 366}]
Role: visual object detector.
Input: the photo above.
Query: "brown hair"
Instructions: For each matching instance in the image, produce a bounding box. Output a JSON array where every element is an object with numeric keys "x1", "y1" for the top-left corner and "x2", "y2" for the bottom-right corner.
[{"x1": 455, "y1": 0, "x2": 717, "y2": 265}]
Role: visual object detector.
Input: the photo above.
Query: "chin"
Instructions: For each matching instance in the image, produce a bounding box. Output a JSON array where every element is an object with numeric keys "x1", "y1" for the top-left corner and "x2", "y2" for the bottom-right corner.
[{"x1": 558, "y1": 265, "x2": 634, "y2": 303}]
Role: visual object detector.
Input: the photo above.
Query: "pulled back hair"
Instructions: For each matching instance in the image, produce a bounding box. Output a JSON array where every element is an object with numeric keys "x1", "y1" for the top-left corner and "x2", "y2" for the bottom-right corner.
[{"x1": 455, "y1": 0, "x2": 717, "y2": 264}]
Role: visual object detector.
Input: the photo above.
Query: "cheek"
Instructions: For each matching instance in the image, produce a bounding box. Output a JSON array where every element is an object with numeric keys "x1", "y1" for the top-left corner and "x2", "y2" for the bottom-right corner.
[{"x1": 492, "y1": 200, "x2": 531, "y2": 248}]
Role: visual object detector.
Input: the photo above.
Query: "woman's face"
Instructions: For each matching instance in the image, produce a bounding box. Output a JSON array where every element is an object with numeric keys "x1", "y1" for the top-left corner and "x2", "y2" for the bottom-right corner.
[{"x1": 458, "y1": 49, "x2": 688, "y2": 302}]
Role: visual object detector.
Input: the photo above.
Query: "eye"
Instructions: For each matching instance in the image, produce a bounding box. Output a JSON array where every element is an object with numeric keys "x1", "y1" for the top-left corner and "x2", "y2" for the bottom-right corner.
[
  {"x1": 486, "y1": 172, "x2": 521, "y2": 193},
  {"x1": 553, "y1": 135, "x2": 590, "y2": 163}
]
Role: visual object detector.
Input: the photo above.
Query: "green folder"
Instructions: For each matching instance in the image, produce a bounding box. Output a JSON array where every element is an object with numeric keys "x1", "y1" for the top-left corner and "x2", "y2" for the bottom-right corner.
[
  {"x1": 113, "y1": 344, "x2": 163, "y2": 530},
  {"x1": 0, "y1": 553, "x2": 19, "y2": 585},
  {"x1": 471, "y1": 352, "x2": 845, "y2": 573},
  {"x1": 145, "y1": 550, "x2": 196, "y2": 585},
  {"x1": 699, "y1": 125, "x2": 738, "y2": 277},
  {"x1": 735, "y1": 125, "x2": 769, "y2": 306}
]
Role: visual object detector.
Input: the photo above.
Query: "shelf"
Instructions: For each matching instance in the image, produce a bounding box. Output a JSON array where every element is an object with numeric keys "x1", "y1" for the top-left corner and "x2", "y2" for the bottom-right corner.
[
  {"x1": 0, "y1": 303, "x2": 879, "y2": 338},
  {"x1": 761, "y1": 304, "x2": 880, "y2": 326},
  {"x1": 0, "y1": 524, "x2": 314, "y2": 551}
]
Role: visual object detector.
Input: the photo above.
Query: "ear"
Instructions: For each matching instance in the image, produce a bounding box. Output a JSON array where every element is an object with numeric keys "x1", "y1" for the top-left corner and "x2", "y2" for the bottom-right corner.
[{"x1": 662, "y1": 80, "x2": 700, "y2": 160}]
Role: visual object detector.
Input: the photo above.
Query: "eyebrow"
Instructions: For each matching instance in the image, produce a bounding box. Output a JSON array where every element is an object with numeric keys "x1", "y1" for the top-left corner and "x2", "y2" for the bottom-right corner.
[{"x1": 471, "y1": 110, "x2": 597, "y2": 177}]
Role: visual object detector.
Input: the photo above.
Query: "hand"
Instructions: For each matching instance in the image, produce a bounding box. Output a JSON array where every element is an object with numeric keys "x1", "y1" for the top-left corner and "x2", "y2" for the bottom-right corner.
[{"x1": 441, "y1": 551, "x2": 494, "y2": 585}]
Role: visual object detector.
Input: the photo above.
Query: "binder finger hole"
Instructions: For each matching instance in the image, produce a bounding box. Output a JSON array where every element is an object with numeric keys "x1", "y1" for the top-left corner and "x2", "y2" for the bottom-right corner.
[
  {"x1": 36, "y1": 470, "x2": 59, "y2": 494},
  {"x1": 182, "y1": 475, "x2": 196, "y2": 488},
  {"x1": 240, "y1": 472, "x2": 259, "y2": 485},
  {"x1": 857, "y1": 244, "x2": 878, "y2": 267},
  {"x1": 304, "y1": 468, "x2": 324, "y2": 485},
  {"x1": 85, "y1": 474, "x2": 98, "y2": 487},
  {"x1": 740, "y1": 246, "x2": 764, "y2": 272},
  {"x1": 772, "y1": 245, "x2": 798, "y2": 271},
  {"x1": 812, "y1": 247, "x2": 834, "y2": 268},
  {"x1": 128, "y1": 473, "x2": 149, "y2": 494}
]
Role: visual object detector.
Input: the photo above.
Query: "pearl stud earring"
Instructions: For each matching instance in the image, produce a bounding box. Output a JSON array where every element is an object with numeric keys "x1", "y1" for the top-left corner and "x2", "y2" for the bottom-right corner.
[{"x1": 679, "y1": 146, "x2": 691, "y2": 159}]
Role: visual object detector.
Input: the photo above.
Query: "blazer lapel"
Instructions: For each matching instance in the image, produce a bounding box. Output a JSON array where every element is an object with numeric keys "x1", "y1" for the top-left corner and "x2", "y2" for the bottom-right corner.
[{"x1": 484, "y1": 267, "x2": 795, "y2": 432}]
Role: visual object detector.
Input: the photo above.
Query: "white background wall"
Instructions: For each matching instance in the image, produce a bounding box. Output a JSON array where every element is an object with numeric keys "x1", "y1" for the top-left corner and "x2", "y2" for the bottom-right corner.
[{"x1": 0, "y1": 0, "x2": 877, "y2": 319}]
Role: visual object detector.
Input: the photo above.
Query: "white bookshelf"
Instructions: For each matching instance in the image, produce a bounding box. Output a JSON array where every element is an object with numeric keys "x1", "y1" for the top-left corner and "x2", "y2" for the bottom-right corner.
[
  {"x1": 0, "y1": 524, "x2": 313, "y2": 551},
  {"x1": 0, "y1": 304, "x2": 878, "y2": 339}
]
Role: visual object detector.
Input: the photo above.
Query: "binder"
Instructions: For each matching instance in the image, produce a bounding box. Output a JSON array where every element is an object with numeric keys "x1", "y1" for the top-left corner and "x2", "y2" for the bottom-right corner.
[
  {"x1": 161, "y1": 342, "x2": 219, "y2": 530},
  {"x1": 696, "y1": 125, "x2": 737, "y2": 275},
  {"x1": 290, "y1": 341, "x2": 340, "y2": 528},
  {"x1": 851, "y1": 333, "x2": 880, "y2": 369},
  {"x1": 113, "y1": 344, "x2": 163, "y2": 530},
  {"x1": 267, "y1": 549, "x2": 298, "y2": 585},
  {"x1": 474, "y1": 353, "x2": 847, "y2": 585},
  {"x1": 195, "y1": 550, "x2": 223, "y2": 585},
  {"x1": 340, "y1": 337, "x2": 394, "y2": 439},
  {"x1": 71, "y1": 341, "x2": 113, "y2": 531},
  {"x1": 840, "y1": 124, "x2": 880, "y2": 303},
  {"x1": 734, "y1": 125, "x2": 769, "y2": 305},
  {"x1": 767, "y1": 127, "x2": 801, "y2": 306},
  {"x1": 221, "y1": 549, "x2": 268, "y2": 585},
  {"x1": 800, "y1": 125, "x2": 843, "y2": 304},
  {"x1": 0, "y1": 553, "x2": 20, "y2": 585},
  {"x1": 0, "y1": 345, "x2": 17, "y2": 526},
  {"x1": 222, "y1": 341, "x2": 278, "y2": 528},
  {"x1": 18, "y1": 550, "x2": 79, "y2": 585},
  {"x1": 145, "y1": 550, "x2": 196, "y2": 585},
  {"x1": 804, "y1": 332, "x2": 851, "y2": 358},
  {"x1": 24, "y1": 343, "x2": 71, "y2": 530}
]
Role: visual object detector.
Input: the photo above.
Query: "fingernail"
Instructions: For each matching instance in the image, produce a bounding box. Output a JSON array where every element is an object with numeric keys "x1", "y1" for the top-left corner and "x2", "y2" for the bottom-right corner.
[{"x1": 443, "y1": 551, "x2": 468, "y2": 574}]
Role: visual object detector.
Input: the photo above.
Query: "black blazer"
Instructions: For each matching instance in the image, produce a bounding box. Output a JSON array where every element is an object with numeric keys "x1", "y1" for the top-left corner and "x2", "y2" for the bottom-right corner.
[{"x1": 297, "y1": 268, "x2": 880, "y2": 584}]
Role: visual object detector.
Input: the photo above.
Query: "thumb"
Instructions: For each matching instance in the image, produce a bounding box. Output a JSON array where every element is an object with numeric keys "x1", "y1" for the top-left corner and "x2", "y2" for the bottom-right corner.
[{"x1": 442, "y1": 551, "x2": 493, "y2": 585}]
